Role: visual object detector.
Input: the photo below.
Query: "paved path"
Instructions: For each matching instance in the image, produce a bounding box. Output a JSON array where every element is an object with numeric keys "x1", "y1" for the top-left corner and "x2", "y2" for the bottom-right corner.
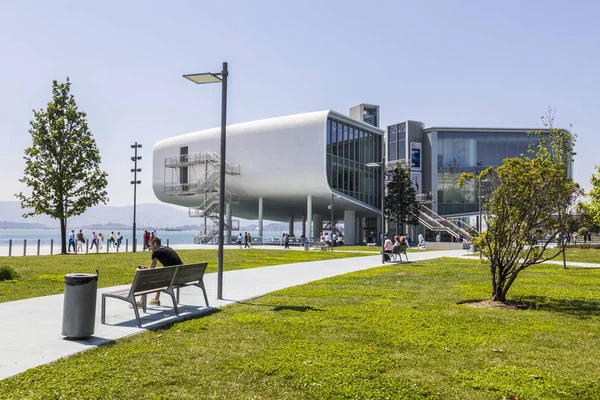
[{"x1": 0, "y1": 249, "x2": 465, "y2": 380}]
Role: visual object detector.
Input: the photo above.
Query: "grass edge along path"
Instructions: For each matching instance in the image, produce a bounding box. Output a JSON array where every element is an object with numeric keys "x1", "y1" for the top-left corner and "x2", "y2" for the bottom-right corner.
[
  {"x1": 1, "y1": 257, "x2": 600, "y2": 399},
  {"x1": 0, "y1": 248, "x2": 372, "y2": 303}
]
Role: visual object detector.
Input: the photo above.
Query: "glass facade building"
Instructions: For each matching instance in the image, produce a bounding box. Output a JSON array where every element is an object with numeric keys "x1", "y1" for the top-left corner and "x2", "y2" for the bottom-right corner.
[
  {"x1": 435, "y1": 130, "x2": 540, "y2": 215},
  {"x1": 386, "y1": 120, "x2": 558, "y2": 217},
  {"x1": 326, "y1": 117, "x2": 383, "y2": 210}
]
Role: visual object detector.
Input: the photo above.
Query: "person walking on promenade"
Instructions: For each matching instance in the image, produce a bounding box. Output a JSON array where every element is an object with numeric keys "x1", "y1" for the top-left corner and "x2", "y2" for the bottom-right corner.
[
  {"x1": 237, "y1": 233, "x2": 243, "y2": 249},
  {"x1": 76, "y1": 229, "x2": 86, "y2": 253},
  {"x1": 108, "y1": 232, "x2": 116, "y2": 248},
  {"x1": 98, "y1": 232, "x2": 104, "y2": 249},
  {"x1": 417, "y1": 233, "x2": 425, "y2": 249},
  {"x1": 68, "y1": 230, "x2": 76, "y2": 253},
  {"x1": 136, "y1": 237, "x2": 183, "y2": 307},
  {"x1": 90, "y1": 231, "x2": 98, "y2": 251},
  {"x1": 247, "y1": 232, "x2": 252, "y2": 248},
  {"x1": 116, "y1": 232, "x2": 123, "y2": 248},
  {"x1": 244, "y1": 232, "x2": 250, "y2": 248},
  {"x1": 284, "y1": 233, "x2": 290, "y2": 249},
  {"x1": 143, "y1": 230, "x2": 150, "y2": 251}
]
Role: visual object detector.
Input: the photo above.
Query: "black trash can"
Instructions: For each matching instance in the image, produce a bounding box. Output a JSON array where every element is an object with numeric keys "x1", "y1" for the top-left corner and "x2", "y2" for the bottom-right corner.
[{"x1": 62, "y1": 271, "x2": 99, "y2": 339}]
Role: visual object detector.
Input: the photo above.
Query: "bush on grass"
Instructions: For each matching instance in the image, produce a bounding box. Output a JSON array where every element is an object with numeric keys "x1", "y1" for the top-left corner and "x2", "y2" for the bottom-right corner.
[{"x1": 0, "y1": 266, "x2": 19, "y2": 281}]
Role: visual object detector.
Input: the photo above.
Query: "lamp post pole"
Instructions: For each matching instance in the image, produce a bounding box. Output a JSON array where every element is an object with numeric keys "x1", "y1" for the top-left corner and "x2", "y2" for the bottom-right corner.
[
  {"x1": 183, "y1": 62, "x2": 229, "y2": 300},
  {"x1": 216, "y1": 62, "x2": 228, "y2": 300},
  {"x1": 381, "y1": 157, "x2": 386, "y2": 263},
  {"x1": 130, "y1": 143, "x2": 142, "y2": 253},
  {"x1": 330, "y1": 193, "x2": 334, "y2": 252}
]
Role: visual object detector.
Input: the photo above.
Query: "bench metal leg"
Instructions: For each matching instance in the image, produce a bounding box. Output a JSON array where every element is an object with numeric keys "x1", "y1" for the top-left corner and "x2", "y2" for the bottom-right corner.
[
  {"x1": 199, "y1": 282, "x2": 209, "y2": 307},
  {"x1": 101, "y1": 294, "x2": 106, "y2": 324},
  {"x1": 168, "y1": 291, "x2": 179, "y2": 316},
  {"x1": 132, "y1": 298, "x2": 142, "y2": 327}
]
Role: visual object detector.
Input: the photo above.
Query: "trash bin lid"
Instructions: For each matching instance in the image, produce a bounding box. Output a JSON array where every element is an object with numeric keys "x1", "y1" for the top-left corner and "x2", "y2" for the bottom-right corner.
[{"x1": 64, "y1": 273, "x2": 98, "y2": 286}]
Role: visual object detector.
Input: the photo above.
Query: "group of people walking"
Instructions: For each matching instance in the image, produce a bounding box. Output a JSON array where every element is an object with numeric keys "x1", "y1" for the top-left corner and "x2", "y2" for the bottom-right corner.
[
  {"x1": 237, "y1": 232, "x2": 253, "y2": 248},
  {"x1": 68, "y1": 229, "x2": 124, "y2": 253}
]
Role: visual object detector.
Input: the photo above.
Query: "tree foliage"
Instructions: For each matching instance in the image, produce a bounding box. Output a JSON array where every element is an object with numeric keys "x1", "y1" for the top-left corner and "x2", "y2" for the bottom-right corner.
[
  {"x1": 16, "y1": 78, "x2": 108, "y2": 254},
  {"x1": 579, "y1": 165, "x2": 600, "y2": 228},
  {"x1": 384, "y1": 163, "x2": 419, "y2": 233},
  {"x1": 461, "y1": 110, "x2": 581, "y2": 302}
]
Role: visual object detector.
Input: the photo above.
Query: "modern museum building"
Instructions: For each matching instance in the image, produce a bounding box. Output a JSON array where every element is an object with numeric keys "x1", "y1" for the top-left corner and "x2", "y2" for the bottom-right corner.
[{"x1": 152, "y1": 104, "x2": 560, "y2": 245}]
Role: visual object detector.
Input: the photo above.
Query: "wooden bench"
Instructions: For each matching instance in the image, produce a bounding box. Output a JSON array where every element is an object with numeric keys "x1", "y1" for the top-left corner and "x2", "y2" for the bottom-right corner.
[
  {"x1": 101, "y1": 262, "x2": 209, "y2": 327},
  {"x1": 310, "y1": 241, "x2": 329, "y2": 251},
  {"x1": 392, "y1": 244, "x2": 409, "y2": 262},
  {"x1": 165, "y1": 262, "x2": 209, "y2": 307}
]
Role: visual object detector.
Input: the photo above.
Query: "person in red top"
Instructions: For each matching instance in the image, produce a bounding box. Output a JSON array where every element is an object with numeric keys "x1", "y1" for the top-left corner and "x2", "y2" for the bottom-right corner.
[{"x1": 143, "y1": 229, "x2": 150, "y2": 251}]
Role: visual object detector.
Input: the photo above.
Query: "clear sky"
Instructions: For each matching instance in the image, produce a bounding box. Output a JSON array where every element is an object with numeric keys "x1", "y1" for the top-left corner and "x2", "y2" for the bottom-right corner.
[{"x1": 1, "y1": 0, "x2": 598, "y2": 207}]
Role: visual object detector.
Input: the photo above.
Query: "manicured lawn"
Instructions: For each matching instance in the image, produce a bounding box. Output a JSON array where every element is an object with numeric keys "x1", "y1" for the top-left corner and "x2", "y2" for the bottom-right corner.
[
  {"x1": 0, "y1": 249, "x2": 371, "y2": 303},
  {"x1": 467, "y1": 247, "x2": 600, "y2": 264},
  {"x1": 2, "y1": 258, "x2": 600, "y2": 399}
]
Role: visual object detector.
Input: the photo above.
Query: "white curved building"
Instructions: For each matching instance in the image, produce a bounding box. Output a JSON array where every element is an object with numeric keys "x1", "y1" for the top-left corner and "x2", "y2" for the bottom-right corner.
[{"x1": 153, "y1": 110, "x2": 384, "y2": 244}]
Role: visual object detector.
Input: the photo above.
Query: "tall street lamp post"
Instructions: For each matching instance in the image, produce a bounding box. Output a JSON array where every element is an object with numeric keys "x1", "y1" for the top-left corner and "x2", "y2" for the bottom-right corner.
[
  {"x1": 183, "y1": 62, "x2": 228, "y2": 300},
  {"x1": 367, "y1": 157, "x2": 386, "y2": 264},
  {"x1": 130, "y1": 143, "x2": 142, "y2": 252}
]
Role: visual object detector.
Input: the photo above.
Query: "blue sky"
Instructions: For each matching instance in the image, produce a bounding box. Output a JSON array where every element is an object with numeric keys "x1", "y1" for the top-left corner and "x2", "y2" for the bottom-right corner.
[{"x1": 1, "y1": 0, "x2": 598, "y2": 207}]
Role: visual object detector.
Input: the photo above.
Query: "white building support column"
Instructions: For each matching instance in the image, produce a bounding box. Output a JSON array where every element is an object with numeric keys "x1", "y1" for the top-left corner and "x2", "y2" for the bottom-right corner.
[
  {"x1": 307, "y1": 196, "x2": 313, "y2": 242},
  {"x1": 258, "y1": 197, "x2": 264, "y2": 243},
  {"x1": 226, "y1": 203, "x2": 232, "y2": 245},
  {"x1": 289, "y1": 216, "x2": 294, "y2": 236},
  {"x1": 302, "y1": 215, "x2": 306, "y2": 238},
  {"x1": 356, "y1": 217, "x2": 361, "y2": 245},
  {"x1": 313, "y1": 214, "x2": 323, "y2": 240},
  {"x1": 343, "y1": 210, "x2": 356, "y2": 245}
]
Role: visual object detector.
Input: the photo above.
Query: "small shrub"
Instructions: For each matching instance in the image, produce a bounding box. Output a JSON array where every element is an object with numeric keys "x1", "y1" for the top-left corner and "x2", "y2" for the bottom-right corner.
[
  {"x1": 578, "y1": 227, "x2": 589, "y2": 236},
  {"x1": 0, "y1": 266, "x2": 19, "y2": 281}
]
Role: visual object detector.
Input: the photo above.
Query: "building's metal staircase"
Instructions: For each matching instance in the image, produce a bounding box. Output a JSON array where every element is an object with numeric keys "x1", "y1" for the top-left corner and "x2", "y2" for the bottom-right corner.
[
  {"x1": 417, "y1": 205, "x2": 474, "y2": 243},
  {"x1": 164, "y1": 151, "x2": 240, "y2": 244}
]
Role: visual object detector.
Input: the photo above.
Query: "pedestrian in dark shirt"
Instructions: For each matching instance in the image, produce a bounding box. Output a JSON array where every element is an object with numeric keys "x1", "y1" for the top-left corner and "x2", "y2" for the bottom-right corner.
[{"x1": 136, "y1": 237, "x2": 183, "y2": 307}]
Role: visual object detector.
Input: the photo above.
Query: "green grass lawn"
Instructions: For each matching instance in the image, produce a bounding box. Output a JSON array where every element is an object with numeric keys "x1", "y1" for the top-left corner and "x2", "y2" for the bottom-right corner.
[
  {"x1": 0, "y1": 249, "x2": 371, "y2": 303},
  {"x1": 2, "y1": 258, "x2": 600, "y2": 399},
  {"x1": 467, "y1": 247, "x2": 600, "y2": 264}
]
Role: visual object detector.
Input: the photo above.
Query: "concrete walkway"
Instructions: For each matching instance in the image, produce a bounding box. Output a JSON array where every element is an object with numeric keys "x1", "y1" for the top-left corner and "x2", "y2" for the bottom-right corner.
[{"x1": 0, "y1": 249, "x2": 468, "y2": 380}]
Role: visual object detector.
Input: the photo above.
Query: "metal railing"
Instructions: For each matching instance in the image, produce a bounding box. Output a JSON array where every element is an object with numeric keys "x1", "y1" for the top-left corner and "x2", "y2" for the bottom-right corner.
[
  {"x1": 165, "y1": 151, "x2": 240, "y2": 174},
  {"x1": 418, "y1": 206, "x2": 473, "y2": 243}
]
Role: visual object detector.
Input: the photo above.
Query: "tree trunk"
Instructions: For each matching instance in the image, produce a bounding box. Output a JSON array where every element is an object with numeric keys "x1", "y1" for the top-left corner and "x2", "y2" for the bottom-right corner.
[
  {"x1": 60, "y1": 218, "x2": 67, "y2": 254},
  {"x1": 562, "y1": 241, "x2": 567, "y2": 269}
]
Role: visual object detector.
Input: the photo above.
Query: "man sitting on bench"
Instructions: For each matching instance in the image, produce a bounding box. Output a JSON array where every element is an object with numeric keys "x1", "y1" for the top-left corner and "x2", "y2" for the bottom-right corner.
[{"x1": 136, "y1": 237, "x2": 183, "y2": 307}]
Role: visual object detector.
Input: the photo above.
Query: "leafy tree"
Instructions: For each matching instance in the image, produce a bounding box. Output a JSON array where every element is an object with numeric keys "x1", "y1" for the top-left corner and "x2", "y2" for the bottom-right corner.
[
  {"x1": 384, "y1": 163, "x2": 419, "y2": 235},
  {"x1": 16, "y1": 79, "x2": 108, "y2": 254},
  {"x1": 579, "y1": 165, "x2": 600, "y2": 229},
  {"x1": 461, "y1": 111, "x2": 581, "y2": 302}
]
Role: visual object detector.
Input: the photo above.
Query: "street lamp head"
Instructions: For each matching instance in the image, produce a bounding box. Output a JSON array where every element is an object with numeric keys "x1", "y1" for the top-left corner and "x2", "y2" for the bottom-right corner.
[{"x1": 183, "y1": 73, "x2": 222, "y2": 85}]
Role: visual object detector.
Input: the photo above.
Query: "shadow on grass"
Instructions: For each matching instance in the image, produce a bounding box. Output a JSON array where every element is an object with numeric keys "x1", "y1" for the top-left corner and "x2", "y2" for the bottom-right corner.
[
  {"x1": 516, "y1": 296, "x2": 600, "y2": 317},
  {"x1": 239, "y1": 301, "x2": 324, "y2": 313}
]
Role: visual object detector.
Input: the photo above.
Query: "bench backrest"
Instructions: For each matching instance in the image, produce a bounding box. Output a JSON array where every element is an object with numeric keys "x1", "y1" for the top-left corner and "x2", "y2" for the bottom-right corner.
[
  {"x1": 171, "y1": 262, "x2": 208, "y2": 287},
  {"x1": 393, "y1": 244, "x2": 408, "y2": 253},
  {"x1": 130, "y1": 267, "x2": 177, "y2": 295}
]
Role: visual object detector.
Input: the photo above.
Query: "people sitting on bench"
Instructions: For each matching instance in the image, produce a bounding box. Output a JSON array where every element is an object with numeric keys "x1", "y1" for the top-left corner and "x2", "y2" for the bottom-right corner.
[
  {"x1": 383, "y1": 235, "x2": 393, "y2": 262},
  {"x1": 392, "y1": 235, "x2": 409, "y2": 262},
  {"x1": 136, "y1": 237, "x2": 182, "y2": 307}
]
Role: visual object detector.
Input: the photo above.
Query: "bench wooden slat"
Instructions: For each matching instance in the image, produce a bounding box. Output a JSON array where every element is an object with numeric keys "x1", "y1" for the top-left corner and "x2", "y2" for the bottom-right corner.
[{"x1": 133, "y1": 267, "x2": 176, "y2": 293}]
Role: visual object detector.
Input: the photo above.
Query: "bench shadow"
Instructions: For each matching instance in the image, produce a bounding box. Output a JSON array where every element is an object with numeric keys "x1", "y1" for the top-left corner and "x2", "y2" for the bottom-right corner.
[
  {"x1": 102, "y1": 305, "x2": 219, "y2": 329},
  {"x1": 238, "y1": 301, "x2": 324, "y2": 313},
  {"x1": 516, "y1": 296, "x2": 600, "y2": 317}
]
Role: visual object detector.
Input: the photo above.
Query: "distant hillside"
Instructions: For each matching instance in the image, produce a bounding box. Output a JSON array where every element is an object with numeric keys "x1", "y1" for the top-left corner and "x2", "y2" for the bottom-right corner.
[{"x1": 0, "y1": 201, "x2": 200, "y2": 229}]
